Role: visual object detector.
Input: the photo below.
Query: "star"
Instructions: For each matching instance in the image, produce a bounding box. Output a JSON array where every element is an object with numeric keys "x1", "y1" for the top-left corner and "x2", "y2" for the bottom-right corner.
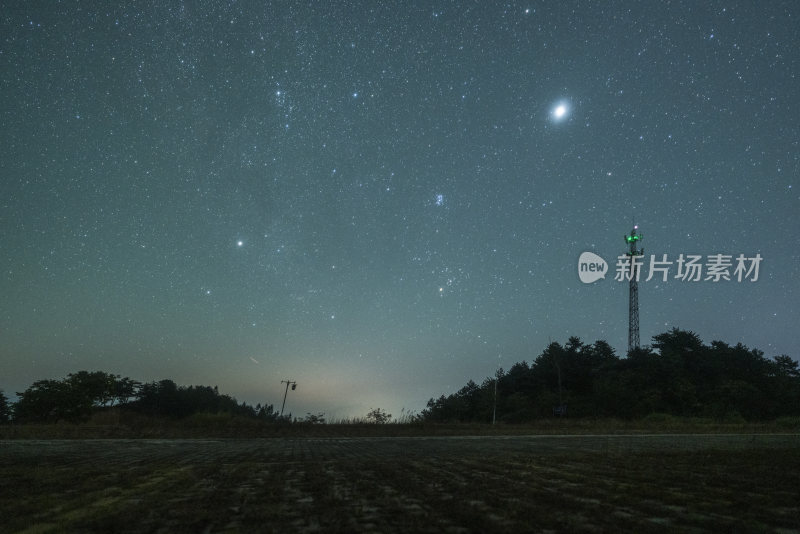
[{"x1": 551, "y1": 101, "x2": 570, "y2": 122}]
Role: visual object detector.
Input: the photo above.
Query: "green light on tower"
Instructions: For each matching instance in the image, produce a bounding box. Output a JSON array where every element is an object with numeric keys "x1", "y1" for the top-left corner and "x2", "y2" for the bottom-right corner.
[{"x1": 624, "y1": 224, "x2": 644, "y2": 353}]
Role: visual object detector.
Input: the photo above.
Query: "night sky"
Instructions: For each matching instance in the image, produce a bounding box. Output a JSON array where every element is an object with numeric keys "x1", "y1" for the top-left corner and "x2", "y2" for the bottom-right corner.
[{"x1": 2, "y1": 2, "x2": 798, "y2": 419}]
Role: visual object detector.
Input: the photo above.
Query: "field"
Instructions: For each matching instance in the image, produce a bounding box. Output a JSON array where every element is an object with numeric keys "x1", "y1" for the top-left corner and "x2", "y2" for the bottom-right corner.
[{"x1": 2, "y1": 433, "x2": 799, "y2": 533}]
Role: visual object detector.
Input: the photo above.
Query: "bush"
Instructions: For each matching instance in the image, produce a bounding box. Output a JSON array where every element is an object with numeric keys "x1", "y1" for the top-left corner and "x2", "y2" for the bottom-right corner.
[{"x1": 365, "y1": 408, "x2": 392, "y2": 424}]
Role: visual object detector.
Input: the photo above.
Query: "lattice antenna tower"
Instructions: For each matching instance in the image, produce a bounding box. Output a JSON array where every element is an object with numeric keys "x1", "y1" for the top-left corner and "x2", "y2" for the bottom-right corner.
[{"x1": 624, "y1": 224, "x2": 644, "y2": 353}]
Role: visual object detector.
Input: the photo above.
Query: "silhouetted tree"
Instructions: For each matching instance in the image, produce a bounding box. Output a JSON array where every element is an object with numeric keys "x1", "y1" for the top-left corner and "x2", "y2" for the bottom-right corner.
[
  {"x1": 255, "y1": 403, "x2": 280, "y2": 422},
  {"x1": 299, "y1": 412, "x2": 326, "y2": 424},
  {"x1": 133, "y1": 380, "x2": 182, "y2": 417},
  {"x1": 365, "y1": 408, "x2": 391, "y2": 424},
  {"x1": 10, "y1": 371, "x2": 287, "y2": 425},
  {"x1": 130, "y1": 379, "x2": 265, "y2": 419},
  {"x1": 422, "y1": 329, "x2": 799, "y2": 422},
  {"x1": 773, "y1": 355, "x2": 800, "y2": 378},
  {"x1": 652, "y1": 328, "x2": 704, "y2": 354},
  {"x1": 14, "y1": 379, "x2": 93, "y2": 423},
  {"x1": 111, "y1": 376, "x2": 141, "y2": 406},
  {"x1": 0, "y1": 390, "x2": 11, "y2": 423},
  {"x1": 67, "y1": 371, "x2": 116, "y2": 407},
  {"x1": 770, "y1": 355, "x2": 800, "y2": 416}
]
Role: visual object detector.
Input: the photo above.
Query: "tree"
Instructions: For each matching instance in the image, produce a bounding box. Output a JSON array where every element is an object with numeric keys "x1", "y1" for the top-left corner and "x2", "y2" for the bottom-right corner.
[
  {"x1": 133, "y1": 379, "x2": 183, "y2": 417},
  {"x1": 130, "y1": 379, "x2": 265, "y2": 419},
  {"x1": 300, "y1": 412, "x2": 326, "y2": 424},
  {"x1": 67, "y1": 371, "x2": 115, "y2": 407},
  {"x1": 111, "y1": 376, "x2": 141, "y2": 406},
  {"x1": 14, "y1": 379, "x2": 93, "y2": 423},
  {"x1": 421, "y1": 329, "x2": 796, "y2": 423},
  {"x1": 533, "y1": 342, "x2": 567, "y2": 415},
  {"x1": 422, "y1": 395, "x2": 450, "y2": 422},
  {"x1": 255, "y1": 403, "x2": 280, "y2": 422},
  {"x1": 0, "y1": 390, "x2": 11, "y2": 423},
  {"x1": 652, "y1": 328, "x2": 704, "y2": 354},
  {"x1": 590, "y1": 340, "x2": 618, "y2": 363},
  {"x1": 365, "y1": 407, "x2": 391, "y2": 424},
  {"x1": 769, "y1": 355, "x2": 800, "y2": 416},
  {"x1": 773, "y1": 355, "x2": 800, "y2": 378}
]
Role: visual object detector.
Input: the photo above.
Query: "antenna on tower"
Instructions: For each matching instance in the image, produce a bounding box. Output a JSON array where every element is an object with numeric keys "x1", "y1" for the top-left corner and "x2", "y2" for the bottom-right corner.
[{"x1": 624, "y1": 223, "x2": 644, "y2": 353}]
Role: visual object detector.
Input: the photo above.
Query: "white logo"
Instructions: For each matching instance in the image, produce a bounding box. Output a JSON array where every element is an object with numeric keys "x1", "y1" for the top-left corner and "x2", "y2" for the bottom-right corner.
[
  {"x1": 613, "y1": 253, "x2": 762, "y2": 283},
  {"x1": 578, "y1": 252, "x2": 608, "y2": 284}
]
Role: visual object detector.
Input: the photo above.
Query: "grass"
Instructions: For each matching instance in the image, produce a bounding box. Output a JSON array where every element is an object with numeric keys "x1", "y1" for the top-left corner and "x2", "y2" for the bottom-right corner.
[
  {"x1": 1, "y1": 436, "x2": 799, "y2": 533},
  {"x1": 2, "y1": 411, "x2": 799, "y2": 440}
]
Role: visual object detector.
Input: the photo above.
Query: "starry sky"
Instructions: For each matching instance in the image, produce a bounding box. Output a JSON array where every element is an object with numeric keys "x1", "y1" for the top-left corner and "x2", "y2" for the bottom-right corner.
[{"x1": 2, "y1": 1, "x2": 798, "y2": 419}]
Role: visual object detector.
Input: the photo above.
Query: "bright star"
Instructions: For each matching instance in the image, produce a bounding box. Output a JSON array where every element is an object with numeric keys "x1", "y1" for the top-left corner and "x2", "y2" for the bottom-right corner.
[
  {"x1": 551, "y1": 102, "x2": 569, "y2": 122},
  {"x1": 237, "y1": 240, "x2": 244, "y2": 247}
]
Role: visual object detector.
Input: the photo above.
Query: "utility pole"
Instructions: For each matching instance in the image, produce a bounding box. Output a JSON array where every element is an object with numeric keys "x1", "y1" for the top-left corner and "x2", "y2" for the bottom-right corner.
[
  {"x1": 549, "y1": 337, "x2": 565, "y2": 417},
  {"x1": 625, "y1": 224, "x2": 644, "y2": 353},
  {"x1": 492, "y1": 374, "x2": 498, "y2": 425},
  {"x1": 280, "y1": 380, "x2": 296, "y2": 417}
]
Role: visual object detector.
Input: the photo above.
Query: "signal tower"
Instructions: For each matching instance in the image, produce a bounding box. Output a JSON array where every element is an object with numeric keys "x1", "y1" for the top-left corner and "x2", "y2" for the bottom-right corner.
[{"x1": 624, "y1": 225, "x2": 644, "y2": 353}]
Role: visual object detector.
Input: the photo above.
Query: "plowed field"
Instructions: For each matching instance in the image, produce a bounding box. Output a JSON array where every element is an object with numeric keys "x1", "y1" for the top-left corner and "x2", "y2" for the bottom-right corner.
[{"x1": 2, "y1": 434, "x2": 799, "y2": 533}]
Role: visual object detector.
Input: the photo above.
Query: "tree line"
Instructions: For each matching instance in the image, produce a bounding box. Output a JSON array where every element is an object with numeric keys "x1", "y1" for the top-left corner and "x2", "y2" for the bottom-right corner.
[
  {"x1": 2, "y1": 328, "x2": 797, "y2": 425},
  {"x1": 0, "y1": 373, "x2": 393, "y2": 425},
  {"x1": 421, "y1": 328, "x2": 800, "y2": 422},
  {"x1": 0, "y1": 371, "x2": 280, "y2": 424}
]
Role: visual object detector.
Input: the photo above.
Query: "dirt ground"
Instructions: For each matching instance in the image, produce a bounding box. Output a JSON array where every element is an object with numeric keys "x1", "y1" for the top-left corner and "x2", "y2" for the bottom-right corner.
[{"x1": 2, "y1": 434, "x2": 799, "y2": 533}]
